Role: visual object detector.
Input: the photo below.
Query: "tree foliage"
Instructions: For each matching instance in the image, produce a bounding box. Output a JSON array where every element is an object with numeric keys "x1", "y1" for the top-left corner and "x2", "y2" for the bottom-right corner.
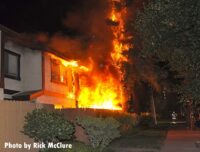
[{"x1": 135, "y1": 0, "x2": 200, "y2": 102}]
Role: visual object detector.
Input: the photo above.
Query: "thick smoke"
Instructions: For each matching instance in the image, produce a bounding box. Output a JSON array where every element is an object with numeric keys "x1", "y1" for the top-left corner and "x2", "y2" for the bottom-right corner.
[{"x1": 35, "y1": 0, "x2": 120, "y2": 78}]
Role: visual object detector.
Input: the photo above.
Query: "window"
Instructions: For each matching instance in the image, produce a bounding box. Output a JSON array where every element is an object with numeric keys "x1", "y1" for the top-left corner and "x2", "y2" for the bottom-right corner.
[
  {"x1": 4, "y1": 50, "x2": 20, "y2": 80},
  {"x1": 51, "y1": 59, "x2": 67, "y2": 84}
]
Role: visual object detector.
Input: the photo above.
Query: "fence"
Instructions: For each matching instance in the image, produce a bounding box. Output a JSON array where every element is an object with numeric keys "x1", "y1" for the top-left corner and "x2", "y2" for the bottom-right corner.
[
  {"x1": 0, "y1": 101, "x2": 46, "y2": 152},
  {"x1": 0, "y1": 100, "x2": 130, "y2": 152}
]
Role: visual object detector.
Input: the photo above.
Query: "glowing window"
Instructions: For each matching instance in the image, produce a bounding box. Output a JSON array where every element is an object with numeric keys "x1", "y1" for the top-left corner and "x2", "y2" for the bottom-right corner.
[{"x1": 51, "y1": 59, "x2": 67, "y2": 84}]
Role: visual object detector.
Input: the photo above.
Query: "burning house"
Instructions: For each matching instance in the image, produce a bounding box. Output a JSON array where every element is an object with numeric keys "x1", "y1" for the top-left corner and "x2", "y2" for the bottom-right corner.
[
  {"x1": 0, "y1": 25, "x2": 81, "y2": 108},
  {"x1": 0, "y1": 0, "x2": 135, "y2": 111}
]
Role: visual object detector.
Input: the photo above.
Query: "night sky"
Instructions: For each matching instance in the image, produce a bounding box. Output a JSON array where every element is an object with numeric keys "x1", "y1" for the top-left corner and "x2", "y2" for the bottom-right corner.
[
  {"x1": 0, "y1": 0, "x2": 143, "y2": 60},
  {"x1": 0, "y1": 0, "x2": 87, "y2": 34},
  {"x1": 0, "y1": 0, "x2": 142, "y2": 36}
]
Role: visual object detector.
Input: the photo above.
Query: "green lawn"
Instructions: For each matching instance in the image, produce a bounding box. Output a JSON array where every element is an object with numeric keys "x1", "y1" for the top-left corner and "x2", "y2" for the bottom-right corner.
[
  {"x1": 106, "y1": 123, "x2": 169, "y2": 151},
  {"x1": 110, "y1": 129, "x2": 167, "y2": 149}
]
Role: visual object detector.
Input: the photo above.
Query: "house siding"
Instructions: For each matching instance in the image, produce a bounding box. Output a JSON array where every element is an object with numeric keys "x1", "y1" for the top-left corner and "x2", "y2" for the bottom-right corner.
[
  {"x1": 36, "y1": 52, "x2": 76, "y2": 108},
  {"x1": 4, "y1": 40, "x2": 42, "y2": 94},
  {"x1": 0, "y1": 31, "x2": 4, "y2": 99},
  {"x1": 23, "y1": 48, "x2": 42, "y2": 91}
]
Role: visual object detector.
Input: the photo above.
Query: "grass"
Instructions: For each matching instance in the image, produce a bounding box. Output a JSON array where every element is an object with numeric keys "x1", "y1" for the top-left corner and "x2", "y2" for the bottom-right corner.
[
  {"x1": 106, "y1": 123, "x2": 169, "y2": 151},
  {"x1": 108, "y1": 129, "x2": 167, "y2": 149}
]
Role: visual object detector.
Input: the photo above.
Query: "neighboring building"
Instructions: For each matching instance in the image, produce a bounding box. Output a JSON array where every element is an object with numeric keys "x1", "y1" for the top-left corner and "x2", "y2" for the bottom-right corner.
[{"x1": 0, "y1": 25, "x2": 77, "y2": 108}]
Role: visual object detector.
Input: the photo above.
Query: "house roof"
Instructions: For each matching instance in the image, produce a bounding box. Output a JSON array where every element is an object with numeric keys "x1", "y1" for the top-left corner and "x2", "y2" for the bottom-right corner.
[
  {"x1": 0, "y1": 24, "x2": 45, "y2": 50},
  {"x1": 0, "y1": 24, "x2": 71, "y2": 61},
  {"x1": 12, "y1": 90, "x2": 43, "y2": 101}
]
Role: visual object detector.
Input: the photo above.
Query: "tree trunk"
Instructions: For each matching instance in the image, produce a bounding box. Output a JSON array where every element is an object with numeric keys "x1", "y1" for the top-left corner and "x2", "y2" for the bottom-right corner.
[{"x1": 150, "y1": 87, "x2": 157, "y2": 125}]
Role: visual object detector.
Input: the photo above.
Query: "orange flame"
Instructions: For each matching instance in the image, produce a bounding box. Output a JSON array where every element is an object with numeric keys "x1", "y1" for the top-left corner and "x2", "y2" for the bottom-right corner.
[
  {"x1": 49, "y1": 52, "x2": 123, "y2": 110},
  {"x1": 78, "y1": 75, "x2": 123, "y2": 110},
  {"x1": 76, "y1": 0, "x2": 130, "y2": 110},
  {"x1": 51, "y1": 0, "x2": 131, "y2": 111},
  {"x1": 110, "y1": 1, "x2": 129, "y2": 66}
]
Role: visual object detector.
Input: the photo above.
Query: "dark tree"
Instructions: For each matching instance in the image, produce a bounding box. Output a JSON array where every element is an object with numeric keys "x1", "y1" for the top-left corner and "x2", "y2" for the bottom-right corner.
[{"x1": 135, "y1": 0, "x2": 200, "y2": 103}]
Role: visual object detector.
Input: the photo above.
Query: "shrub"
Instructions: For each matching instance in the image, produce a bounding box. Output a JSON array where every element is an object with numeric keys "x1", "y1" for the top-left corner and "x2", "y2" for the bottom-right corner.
[
  {"x1": 76, "y1": 116, "x2": 120, "y2": 151},
  {"x1": 114, "y1": 113, "x2": 138, "y2": 126},
  {"x1": 139, "y1": 115, "x2": 155, "y2": 128},
  {"x1": 95, "y1": 112, "x2": 138, "y2": 133},
  {"x1": 115, "y1": 113, "x2": 138, "y2": 133},
  {"x1": 23, "y1": 109, "x2": 75, "y2": 143},
  {"x1": 96, "y1": 111, "x2": 138, "y2": 126}
]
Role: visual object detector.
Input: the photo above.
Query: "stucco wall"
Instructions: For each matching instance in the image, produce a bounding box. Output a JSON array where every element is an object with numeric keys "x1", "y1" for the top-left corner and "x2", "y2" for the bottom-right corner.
[
  {"x1": 4, "y1": 41, "x2": 42, "y2": 92},
  {"x1": 43, "y1": 53, "x2": 69, "y2": 94},
  {"x1": 0, "y1": 31, "x2": 4, "y2": 100},
  {"x1": 0, "y1": 88, "x2": 4, "y2": 100},
  {"x1": 36, "y1": 95, "x2": 75, "y2": 108},
  {"x1": 22, "y1": 49, "x2": 42, "y2": 91},
  {"x1": 0, "y1": 31, "x2": 2, "y2": 88},
  {"x1": 36, "y1": 52, "x2": 76, "y2": 108}
]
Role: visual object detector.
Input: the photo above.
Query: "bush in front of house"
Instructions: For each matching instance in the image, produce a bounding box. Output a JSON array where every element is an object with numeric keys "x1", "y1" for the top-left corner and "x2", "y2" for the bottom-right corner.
[
  {"x1": 76, "y1": 116, "x2": 120, "y2": 151},
  {"x1": 115, "y1": 113, "x2": 138, "y2": 127},
  {"x1": 138, "y1": 115, "x2": 155, "y2": 128},
  {"x1": 95, "y1": 111, "x2": 138, "y2": 126},
  {"x1": 114, "y1": 113, "x2": 138, "y2": 134},
  {"x1": 23, "y1": 109, "x2": 75, "y2": 143},
  {"x1": 96, "y1": 112, "x2": 138, "y2": 135}
]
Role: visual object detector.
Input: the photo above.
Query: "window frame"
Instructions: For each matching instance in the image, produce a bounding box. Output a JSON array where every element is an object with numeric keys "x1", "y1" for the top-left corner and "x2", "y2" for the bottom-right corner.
[
  {"x1": 50, "y1": 58, "x2": 67, "y2": 85},
  {"x1": 4, "y1": 49, "x2": 21, "y2": 81}
]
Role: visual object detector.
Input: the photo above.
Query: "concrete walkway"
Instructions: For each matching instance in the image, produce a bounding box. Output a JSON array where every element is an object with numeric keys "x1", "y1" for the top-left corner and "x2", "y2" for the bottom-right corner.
[{"x1": 161, "y1": 130, "x2": 200, "y2": 152}]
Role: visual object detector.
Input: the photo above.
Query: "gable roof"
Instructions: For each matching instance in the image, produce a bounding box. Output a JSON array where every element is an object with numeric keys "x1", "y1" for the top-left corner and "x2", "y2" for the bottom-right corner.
[
  {"x1": 0, "y1": 24, "x2": 70, "y2": 61},
  {"x1": 0, "y1": 24, "x2": 45, "y2": 50}
]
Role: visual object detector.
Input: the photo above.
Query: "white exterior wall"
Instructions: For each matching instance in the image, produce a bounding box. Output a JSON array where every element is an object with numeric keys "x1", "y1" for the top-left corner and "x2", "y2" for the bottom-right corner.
[
  {"x1": 36, "y1": 95, "x2": 75, "y2": 108},
  {"x1": 36, "y1": 52, "x2": 76, "y2": 108},
  {"x1": 0, "y1": 31, "x2": 4, "y2": 99},
  {"x1": 4, "y1": 40, "x2": 42, "y2": 92},
  {"x1": 23, "y1": 49, "x2": 42, "y2": 91},
  {"x1": 43, "y1": 53, "x2": 69, "y2": 94}
]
